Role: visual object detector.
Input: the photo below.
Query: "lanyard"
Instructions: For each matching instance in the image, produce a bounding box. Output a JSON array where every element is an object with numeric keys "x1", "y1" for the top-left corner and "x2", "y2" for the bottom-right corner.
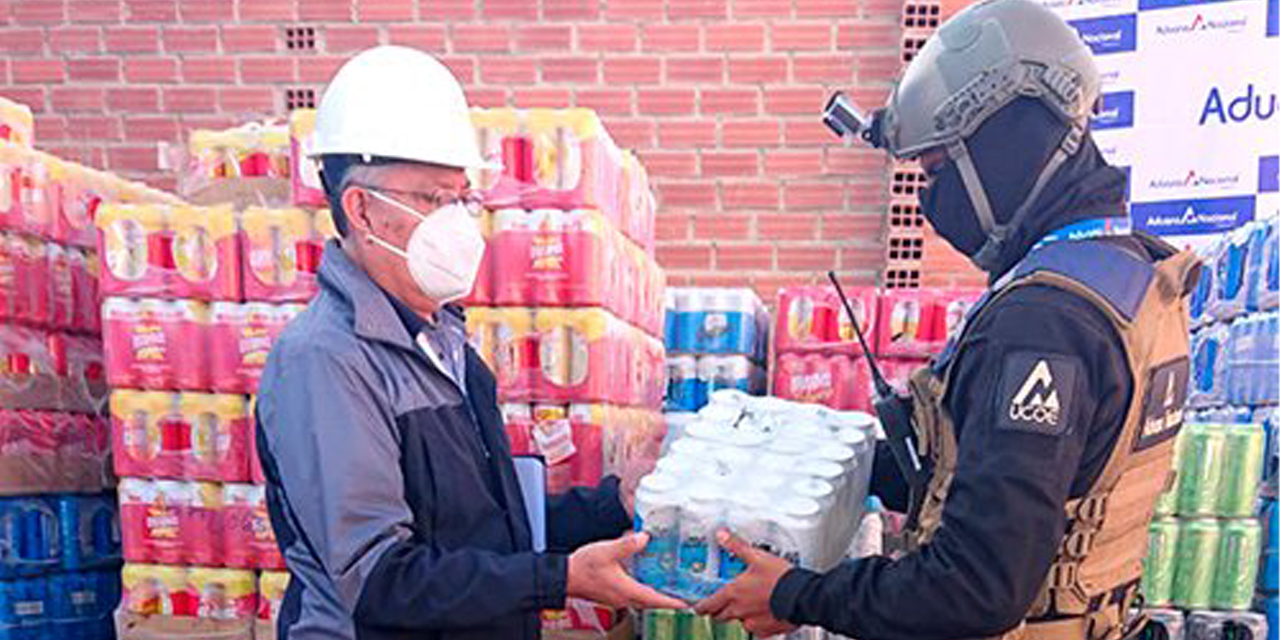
[{"x1": 1031, "y1": 216, "x2": 1133, "y2": 252}]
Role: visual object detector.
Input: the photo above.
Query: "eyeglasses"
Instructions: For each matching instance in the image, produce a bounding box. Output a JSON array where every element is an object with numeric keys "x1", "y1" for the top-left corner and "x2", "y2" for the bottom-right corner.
[{"x1": 350, "y1": 183, "x2": 486, "y2": 217}]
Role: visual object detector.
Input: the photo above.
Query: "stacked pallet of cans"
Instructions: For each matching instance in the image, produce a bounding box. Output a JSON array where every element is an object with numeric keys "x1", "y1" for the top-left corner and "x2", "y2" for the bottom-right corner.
[
  {"x1": 663, "y1": 287, "x2": 769, "y2": 415},
  {"x1": 771, "y1": 285, "x2": 982, "y2": 410},
  {"x1": 0, "y1": 94, "x2": 181, "y2": 640},
  {"x1": 96, "y1": 195, "x2": 322, "y2": 638},
  {"x1": 1141, "y1": 219, "x2": 1278, "y2": 640}
]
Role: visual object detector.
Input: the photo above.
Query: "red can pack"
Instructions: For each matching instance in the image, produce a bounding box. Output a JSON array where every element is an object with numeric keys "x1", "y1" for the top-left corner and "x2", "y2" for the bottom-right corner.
[
  {"x1": 460, "y1": 211, "x2": 493, "y2": 307},
  {"x1": 17, "y1": 157, "x2": 51, "y2": 238},
  {"x1": 501, "y1": 403, "x2": 535, "y2": 457},
  {"x1": 11, "y1": 235, "x2": 50, "y2": 327},
  {"x1": 534, "y1": 309, "x2": 610, "y2": 404},
  {"x1": 241, "y1": 206, "x2": 318, "y2": 303},
  {"x1": 568, "y1": 404, "x2": 605, "y2": 489},
  {"x1": 169, "y1": 205, "x2": 242, "y2": 301},
  {"x1": 110, "y1": 390, "x2": 169, "y2": 479},
  {"x1": 102, "y1": 298, "x2": 203, "y2": 391},
  {"x1": 185, "y1": 481, "x2": 223, "y2": 566},
  {"x1": 533, "y1": 404, "x2": 576, "y2": 494},
  {"x1": 119, "y1": 478, "x2": 189, "y2": 564},
  {"x1": 185, "y1": 393, "x2": 250, "y2": 483},
  {"x1": 773, "y1": 352, "x2": 862, "y2": 410},
  {"x1": 563, "y1": 210, "x2": 608, "y2": 308},
  {"x1": 209, "y1": 303, "x2": 287, "y2": 395},
  {"x1": 492, "y1": 308, "x2": 536, "y2": 401},
  {"x1": 0, "y1": 145, "x2": 24, "y2": 231},
  {"x1": 490, "y1": 208, "x2": 539, "y2": 307},
  {"x1": 96, "y1": 204, "x2": 170, "y2": 298},
  {"x1": 69, "y1": 248, "x2": 99, "y2": 333},
  {"x1": 876, "y1": 290, "x2": 943, "y2": 357},
  {"x1": 48, "y1": 244, "x2": 72, "y2": 330}
]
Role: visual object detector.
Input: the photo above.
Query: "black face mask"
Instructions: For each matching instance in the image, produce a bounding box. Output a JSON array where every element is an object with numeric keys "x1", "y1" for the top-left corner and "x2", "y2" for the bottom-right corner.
[{"x1": 918, "y1": 160, "x2": 987, "y2": 259}]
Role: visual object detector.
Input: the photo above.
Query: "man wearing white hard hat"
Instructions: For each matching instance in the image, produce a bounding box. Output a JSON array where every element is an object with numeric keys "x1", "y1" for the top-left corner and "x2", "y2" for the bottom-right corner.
[{"x1": 255, "y1": 46, "x2": 684, "y2": 640}]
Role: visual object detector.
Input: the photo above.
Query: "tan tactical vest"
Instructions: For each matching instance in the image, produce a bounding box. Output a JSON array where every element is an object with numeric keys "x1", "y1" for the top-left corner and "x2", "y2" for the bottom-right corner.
[{"x1": 906, "y1": 235, "x2": 1201, "y2": 640}]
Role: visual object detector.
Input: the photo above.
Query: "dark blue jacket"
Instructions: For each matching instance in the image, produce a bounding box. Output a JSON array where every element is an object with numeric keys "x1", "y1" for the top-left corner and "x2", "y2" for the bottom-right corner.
[{"x1": 255, "y1": 242, "x2": 630, "y2": 640}]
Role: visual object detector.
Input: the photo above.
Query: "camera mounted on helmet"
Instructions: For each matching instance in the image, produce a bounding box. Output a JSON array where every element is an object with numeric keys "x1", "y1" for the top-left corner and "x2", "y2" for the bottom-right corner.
[{"x1": 822, "y1": 92, "x2": 889, "y2": 150}]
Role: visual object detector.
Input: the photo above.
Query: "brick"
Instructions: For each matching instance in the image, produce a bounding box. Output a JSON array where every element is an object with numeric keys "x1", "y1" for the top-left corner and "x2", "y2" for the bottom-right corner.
[
  {"x1": 702, "y1": 151, "x2": 758, "y2": 177},
  {"x1": 755, "y1": 273, "x2": 825, "y2": 302},
  {"x1": 0, "y1": 88, "x2": 46, "y2": 113},
  {"x1": 717, "y1": 244, "x2": 774, "y2": 270},
  {"x1": 357, "y1": 0, "x2": 416, "y2": 21},
  {"x1": 722, "y1": 120, "x2": 780, "y2": 147},
  {"x1": 866, "y1": 0, "x2": 906, "y2": 15},
  {"x1": 705, "y1": 24, "x2": 766, "y2": 52},
  {"x1": 839, "y1": 245, "x2": 884, "y2": 270},
  {"x1": 222, "y1": 26, "x2": 278, "y2": 53},
  {"x1": 857, "y1": 53, "x2": 902, "y2": 83},
  {"x1": 657, "y1": 245, "x2": 713, "y2": 270},
  {"x1": 793, "y1": 55, "x2": 855, "y2": 83},
  {"x1": 579, "y1": 25, "x2": 637, "y2": 52},
  {"x1": 124, "y1": 57, "x2": 179, "y2": 83},
  {"x1": 51, "y1": 87, "x2": 106, "y2": 112},
  {"x1": 179, "y1": 0, "x2": 234, "y2": 21},
  {"x1": 122, "y1": 116, "x2": 180, "y2": 142},
  {"x1": 541, "y1": 58, "x2": 598, "y2": 84},
  {"x1": 387, "y1": 25, "x2": 447, "y2": 51},
  {"x1": 66, "y1": 59, "x2": 121, "y2": 82},
  {"x1": 298, "y1": 56, "x2": 348, "y2": 83},
  {"x1": 182, "y1": 58, "x2": 236, "y2": 83},
  {"x1": 638, "y1": 89, "x2": 695, "y2": 115},
  {"x1": 847, "y1": 86, "x2": 890, "y2": 109},
  {"x1": 822, "y1": 213, "x2": 883, "y2": 241},
  {"x1": 106, "y1": 87, "x2": 159, "y2": 112},
  {"x1": 543, "y1": 0, "x2": 598, "y2": 19},
  {"x1": 575, "y1": 89, "x2": 632, "y2": 116},
  {"x1": 125, "y1": 0, "x2": 177, "y2": 21},
  {"x1": 514, "y1": 26, "x2": 571, "y2": 52},
  {"x1": 66, "y1": 116, "x2": 122, "y2": 142},
  {"x1": 163, "y1": 87, "x2": 219, "y2": 113},
  {"x1": 300, "y1": 0, "x2": 352, "y2": 20},
  {"x1": 763, "y1": 87, "x2": 824, "y2": 115},
  {"x1": 48, "y1": 147, "x2": 106, "y2": 168},
  {"x1": 237, "y1": 0, "x2": 296, "y2": 21},
  {"x1": 728, "y1": 57, "x2": 788, "y2": 83},
  {"x1": 784, "y1": 182, "x2": 843, "y2": 209},
  {"x1": 778, "y1": 245, "x2": 837, "y2": 269},
  {"x1": 784, "y1": 119, "x2": 830, "y2": 146},
  {"x1": 723, "y1": 182, "x2": 779, "y2": 209},
  {"x1": 733, "y1": 0, "x2": 793, "y2": 17},
  {"x1": 221, "y1": 87, "x2": 277, "y2": 114},
  {"x1": 512, "y1": 88, "x2": 573, "y2": 108},
  {"x1": 657, "y1": 181, "x2": 717, "y2": 207},
  {"x1": 68, "y1": 0, "x2": 122, "y2": 23},
  {"x1": 13, "y1": 0, "x2": 66, "y2": 24},
  {"x1": 795, "y1": 0, "x2": 858, "y2": 17},
  {"x1": 771, "y1": 23, "x2": 833, "y2": 51},
  {"x1": 655, "y1": 213, "x2": 692, "y2": 242},
  {"x1": 452, "y1": 25, "x2": 512, "y2": 53},
  {"x1": 440, "y1": 56, "x2": 476, "y2": 84},
  {"x1": 694, "y1": 214, "x2": 751, "y2": 240},
  {"x1": 603, "y1": 117, "x2": 654, "y2": 149},
  {"x1": 48, "y1": 27, "x2": 101, "y2": 54},
  {"x1": 106, "y1": 26, "x2": 161, "y2": 52},
  {"x1": 669, "y1": 0, "x2": 727, "y2": 19},
  {"x1": 642, "y1": 25, "x2": 700, "y2": 52},
  {"x1": 479, "y1": 58, "x2": 537, "y2": 84},
  {"x1": 420, "y1": 0, "x2": 476, "y2": 20},
  {"x1": 13, "y1": 60, "x2": 66, "y2": 84},
  {"x1": 467, "y1": 87, "x2": 507, "y2": 108},
  {"x1": 603, "y1": 58, "x2": 661, "y2": 85},
  {"x1": 326, "y1": 25, "x2": 381, "y2": 53},
  {"x1": 765, "y1": 150, "x2": 825, "y2": 174},
  {"x1": 482, "y1": 0, "x2": 536, "y2": 19},
  {"x1": 640, "y1": 150, "x2": 698, "y2": 178},
  {"x1": 605, "y1": 0, "x2": 663, "y2": 18},
  {"x1": 665, "y1": 57, "x2": 723, "y2": 83},
  {"x1": 0, "y1": 28, "x2": 45, "y2": 54},
  {"x1": 108, "y1": 145, "x2": 159, "y2": 172},
  {"x1": 759, "y1": 213, "x2": 819, "y2": 239},
  {"x1": 33, "y1": 116, "x2": 67, "y2": 142},
  {"x1": 163, "y1": 26, "x2": 218, "y2": 53},
  {"x1": 183, "y1": 115, "x2": 240, "y2": 130},
  {"x1": 240, "y1": 57, "x2": 297, "y2": 83},
  {"x1": 826, "y1": 148, "x2": 886, "y2": 176},
  {"x1": 700, "y1": 88, "x2": 759, "y2": 116},
  {"x1": 837, "y1": 21, "x2": 899, "y2": 49},
  {"x1": 658, "y1": 121, "x2": 716, "y2": 148}
]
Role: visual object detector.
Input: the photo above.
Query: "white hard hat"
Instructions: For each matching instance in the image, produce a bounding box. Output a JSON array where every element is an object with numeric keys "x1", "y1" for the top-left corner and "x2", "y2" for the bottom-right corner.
[{"x1": 312, "y1": 45, "x2": 496, "y2": 171}]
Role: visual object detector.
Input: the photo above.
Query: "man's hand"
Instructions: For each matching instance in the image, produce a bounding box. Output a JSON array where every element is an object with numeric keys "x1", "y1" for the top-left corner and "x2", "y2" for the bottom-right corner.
[
  {"x1": 567, "y1": 533, "x2": 688, "y2": 610},
  {"x1": 695, "y1": 531, "x2": 798, "y2": 638}
]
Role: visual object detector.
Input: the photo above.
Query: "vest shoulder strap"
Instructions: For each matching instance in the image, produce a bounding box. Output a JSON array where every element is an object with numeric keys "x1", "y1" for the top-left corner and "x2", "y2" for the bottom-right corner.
[{"x1": 1008, "y1": 240, "x2": 1155, "y2": 323}]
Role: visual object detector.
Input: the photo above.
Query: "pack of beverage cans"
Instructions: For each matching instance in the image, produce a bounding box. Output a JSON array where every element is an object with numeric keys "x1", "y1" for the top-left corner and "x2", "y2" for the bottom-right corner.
[
  {"x1": 0, "y1": 233, "x2": 99, "y2": 332},
  {"x1": 665, "y1": 355, "x2": 767, "y2": 413},
  {"x1": 118, "y1": 479, "x2": 282, "y2": 571},
  {"x1": 0, "y1": 570, "x2": 120, "y2": 640},
  {"x1": 109, "y1": 391, "x2": 253, "y2": 483},
  {"x1": 664, "y1": 288, "x2": 769, "y2": 361},
  {"x1": 633, "y1": 391, "x2": 877, "y2": 601},
  {"x1": 0, "y1": 494, "x2": 121, "y2": 579},
  {"x1": 0, "y1": 410, "x2": 112, "y2": 495},
  {"x1": 0, "y1": 98, "x2": 34, "y2": 150},
  {"x1": 502, "y1": 403, "x2": 665, "y2": 495}
]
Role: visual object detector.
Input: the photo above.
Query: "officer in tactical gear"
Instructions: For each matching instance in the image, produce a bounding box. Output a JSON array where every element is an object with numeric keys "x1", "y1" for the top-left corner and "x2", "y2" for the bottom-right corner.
[{"x1": 697, "y1": 1, "x2": 1201, "y2": 639}]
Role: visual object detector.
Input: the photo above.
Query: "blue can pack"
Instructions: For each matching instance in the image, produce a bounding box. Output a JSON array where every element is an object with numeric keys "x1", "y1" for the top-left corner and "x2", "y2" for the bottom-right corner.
[
  {"x1": 665, "y1": 356, "x2": 700, "y2": 413},
  {"x1": 669, "y1": 289, "x2": 699, "y2": 354},
  {"x1": 1213, "y1": 230, "x2": 1251, "y2": 320},
  {"x1": 1190, "y1": 260, "x2": 1215, "y2": 328},
  {"x1": 0, "y1": 578, "x2": 48, "y2": 627},
  {"x1": 1247, "y1": 221, "x2": 1274, "y2": 312},
  {"x1": 57, "y1": 495, "x2": 121, "y2": 572},
  {"x1": 699, "y1": 356, "x2": 752, "y2": 399},
  {"x1": 1190, "y1": 326, "x2": 1228, "y2": 408},
  {"x1": 0, "y1": 499, "x2": 60, "y2": 580},
  {"x1": 697, "y1": 290, "x2": 760, "y2": 356},
  {"x1": 1266, "y1": 596, "x2": 1278, "y2": 640}
]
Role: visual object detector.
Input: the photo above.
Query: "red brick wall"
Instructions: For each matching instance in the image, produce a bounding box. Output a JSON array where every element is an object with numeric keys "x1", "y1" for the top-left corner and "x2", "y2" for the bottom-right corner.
[{"x1": 0, "y1": 0, "x2": 906, "y2": 299}]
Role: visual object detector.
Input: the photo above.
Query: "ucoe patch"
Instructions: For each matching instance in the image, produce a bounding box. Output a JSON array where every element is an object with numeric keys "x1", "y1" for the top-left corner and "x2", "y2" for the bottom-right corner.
[{"x1": 995, "y1": 352, "x2": 1083, "y2": 436}]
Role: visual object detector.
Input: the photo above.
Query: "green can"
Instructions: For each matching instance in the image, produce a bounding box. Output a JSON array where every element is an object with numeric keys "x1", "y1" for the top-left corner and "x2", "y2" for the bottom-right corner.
[
  {"x1": 1178, "y1": 423, "x2": 1227, "y2": 517},
  {"x1": 1143, "y1": 517, "x2": 1180, "y2": 607},
  {"x1": 644, "y1": 610, "x2": 679, "y2": 640},
  {"x1": 713, "y1": 620, "x2": 751, "y2": 640},
  {"x1": 1211, "y1": 518, "x2": 1262, "y2": 610},
  {"x1": 678, "y1": 611, "x2": 716, "y2": 640},
  {"x1": 1154, "y1": 432, "x2": 1185, "y2": 517},
  {"x1": 1172, "y1": 518, "x2": 1220, "y2": 609},
  {"x1": 1218, "y1": 424, "x2": 1266, "y2": 517}
]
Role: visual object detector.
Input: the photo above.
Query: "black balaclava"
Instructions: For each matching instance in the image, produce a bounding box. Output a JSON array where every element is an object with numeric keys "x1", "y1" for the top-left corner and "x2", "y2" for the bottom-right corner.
[{"x1": 918, "y1": 97, "x2": 1129, "y2": 281}]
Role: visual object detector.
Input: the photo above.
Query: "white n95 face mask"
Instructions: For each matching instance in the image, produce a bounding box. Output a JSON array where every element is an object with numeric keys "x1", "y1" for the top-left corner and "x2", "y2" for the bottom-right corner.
[{"x1": 365, "y1": 190, "x2": 485, "y2": 305}]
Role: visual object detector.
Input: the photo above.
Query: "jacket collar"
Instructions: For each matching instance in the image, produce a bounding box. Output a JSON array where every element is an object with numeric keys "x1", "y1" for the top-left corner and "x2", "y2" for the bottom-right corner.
[{"x1": 317, "y1": 240, "x2": 419, "y2": 352}]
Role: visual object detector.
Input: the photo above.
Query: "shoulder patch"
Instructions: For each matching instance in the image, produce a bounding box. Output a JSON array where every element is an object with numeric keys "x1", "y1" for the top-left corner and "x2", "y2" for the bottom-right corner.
[
  {"x1": 1132, "y1": 357, "x2": 1190, "y2": 452},
  {"x1": 995, "y1": 352, "x2": 1083, "y2": 436}
]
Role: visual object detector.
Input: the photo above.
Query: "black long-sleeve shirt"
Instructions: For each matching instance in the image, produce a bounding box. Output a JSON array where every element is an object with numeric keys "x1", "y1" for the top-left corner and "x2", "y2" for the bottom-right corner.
[{"x1": 771, "y1": 282, "x2": 1134, "y2": 640}]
